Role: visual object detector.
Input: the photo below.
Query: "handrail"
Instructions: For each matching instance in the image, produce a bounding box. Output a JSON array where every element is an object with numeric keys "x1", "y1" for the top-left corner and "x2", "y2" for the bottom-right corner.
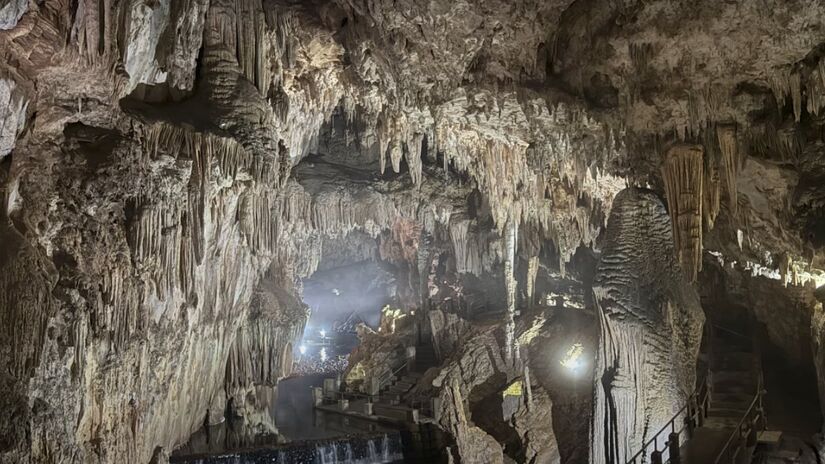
[
  {"x1": 624, "y1": 405, "x2": 687, "y2": 463},
  {"x1": 378, "y1": 359, "x2": 409, "y2": 390},
  {"x1": 626, "y1": 313, "x2": 766, "y2": 464},
  {"x1": 709, "y1": 323, "x2": 750, "y2": 341},
  {"x1": 713, "y1": 315, "x2": 766, "y2": 464},
  {"x1": 712, "y1": 379, "x2": 765, "y2": 464},
  {"x1": 625, "y1": 375, "x2": 711, "y2": 464}
]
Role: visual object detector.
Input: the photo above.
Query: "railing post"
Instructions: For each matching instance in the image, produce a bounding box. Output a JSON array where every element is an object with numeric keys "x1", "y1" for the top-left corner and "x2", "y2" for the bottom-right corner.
[
  {"x1": 669, "y1": 432, "x2": 681, "y2": 463},
  {"x1": 684, "y1": 406, "x2": 695, "y2": 440},
  {"x1": 650, "y1": 450, "x2": 663, "y2": 464}
]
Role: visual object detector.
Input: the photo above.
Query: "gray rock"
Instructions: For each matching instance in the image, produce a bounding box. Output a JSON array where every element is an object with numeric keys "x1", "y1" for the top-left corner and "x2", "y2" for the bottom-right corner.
[{"x1": 0, "y1": 0, "x2": 26, "y2": 30}]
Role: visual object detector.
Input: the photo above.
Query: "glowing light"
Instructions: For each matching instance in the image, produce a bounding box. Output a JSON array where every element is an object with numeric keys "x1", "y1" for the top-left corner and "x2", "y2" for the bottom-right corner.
[
  {"x1": 560, "y1": 343, "x2": 585, "y2": 372},
  {"x1": 319, "y1": 329, "x2": 327, "y2": 338},
  {"x1": 332, "y1": 288, "x2": 340, "y2": 296},
  {"x1": 299, "y1": 345, "x2": 307, "y2": 355},
  {"x1": 320, "y1": 348, "x2": 328, "y2": 362}
]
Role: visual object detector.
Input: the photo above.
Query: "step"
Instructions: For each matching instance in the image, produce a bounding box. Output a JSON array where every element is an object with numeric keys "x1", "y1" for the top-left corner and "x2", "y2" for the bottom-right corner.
[
  {"x1": 704, "y1": 416, "x2": 743, "y2": 429},
  {"x1": 401, "y1": 374, "x2": 422, "y2": 383},
  {"x1": 756, "y1": 430, "x2": 783, "y2": 446},
  {"x1": 711, "y1": 359, "x2": 758, "y2": 371},
  {"x1": 386, "y1": 385, "x2": 413, "y2": 396},
  {"x1": 708, "y1": 406, "x2": 750, "y2": 418},
  {"x1": 712, "y1": 386, "x2": 758, "y2": 397},
  {"x1": 373, "y1": 402, "x2": 417, "y2": 421},
  {"x1": 711, "y1": 399, "x2": 753, "y2": 411},
  {"x1": 712, "y1": 380, "x2": 758, "y2": 393},
  {"x1": 393, "y1": 380, "x2": 415, "y2": 389},
  {"x1": 711, "y1": 392, "x2": 755, "y2": 404},
  {"x1": 711, "y1": 371, "x2": 757, "y2": 381}
]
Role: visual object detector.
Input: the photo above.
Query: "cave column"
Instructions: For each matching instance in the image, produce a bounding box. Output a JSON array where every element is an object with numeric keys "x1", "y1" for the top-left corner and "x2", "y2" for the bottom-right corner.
[{"x1": 504, "y1": 219, "x2": 519, "y2": 363}]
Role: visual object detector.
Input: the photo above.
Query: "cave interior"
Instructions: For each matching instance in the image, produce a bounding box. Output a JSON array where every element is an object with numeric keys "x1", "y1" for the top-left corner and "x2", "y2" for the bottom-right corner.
[{"x1": 1, "y1": 0, "x2": 825, "y2": 463}]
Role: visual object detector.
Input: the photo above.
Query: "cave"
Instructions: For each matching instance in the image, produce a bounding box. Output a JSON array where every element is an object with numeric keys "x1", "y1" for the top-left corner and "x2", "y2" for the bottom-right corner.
[{"x1": 1, "y1": 1, "x2": 825, "y2": 464}]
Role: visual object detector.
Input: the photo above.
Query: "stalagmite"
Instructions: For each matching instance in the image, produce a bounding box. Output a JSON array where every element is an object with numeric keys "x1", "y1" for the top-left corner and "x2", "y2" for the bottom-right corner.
[
  {"x1": 591, "y1": 189, "x2": 704, "y2": 464},
  {"x1": 661, "y1": 144, "x2": 704, "y2": 282}
]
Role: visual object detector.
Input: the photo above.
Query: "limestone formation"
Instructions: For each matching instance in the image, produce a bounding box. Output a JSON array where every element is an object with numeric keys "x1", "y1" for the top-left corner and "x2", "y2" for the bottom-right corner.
[
  {"x1": 591, "y1": 189, "x2": 704, "y2": 464},
  {"x1": 0, "y1": 1, "x2": 824, "y2": 463}
]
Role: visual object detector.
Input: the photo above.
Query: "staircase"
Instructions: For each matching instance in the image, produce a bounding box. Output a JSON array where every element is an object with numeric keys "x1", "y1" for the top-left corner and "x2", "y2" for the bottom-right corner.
[
  {"x1": 371, "y1": 340, "x2": 439, "y2": 421},
  {"x1": 704, "y1": 322, "x2": 762, "y2": 430},
  {"x1": 680, "y1": 314, "x2": 765, "y2": 463},
  {"x1": 413, "y1": 342, "x2": 438, "y2": 372}
]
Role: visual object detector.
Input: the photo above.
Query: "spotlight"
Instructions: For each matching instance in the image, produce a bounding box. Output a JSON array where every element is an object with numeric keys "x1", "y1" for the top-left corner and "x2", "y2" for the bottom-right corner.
[
  {"x1": 560, "y1": 343, "x2": 585, "y2": 373},
  {"x1": 299, "y1": 345, "x2": 307, "y2": 355},
  {"x1": 319, "y1": 329, "x2": 327, "y2": 338}
]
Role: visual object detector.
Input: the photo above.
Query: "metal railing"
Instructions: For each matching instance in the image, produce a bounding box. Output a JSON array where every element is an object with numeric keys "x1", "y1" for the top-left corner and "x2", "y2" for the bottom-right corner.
[
  {"x1": 625, "y1": 375, "x2": 712, "y2": 464},
  {"x1": 713, "y1": 315, "x2": 767, "y2": 464},
  {"x1": 712, "y1": 379, "x2": 766, "y2": 464},
  {"x1": 378, "y1": 359, "x2": 409, "y2": 390},
  {"x1": 625, "y1": 312, "x2": 767, "y2": 464}
]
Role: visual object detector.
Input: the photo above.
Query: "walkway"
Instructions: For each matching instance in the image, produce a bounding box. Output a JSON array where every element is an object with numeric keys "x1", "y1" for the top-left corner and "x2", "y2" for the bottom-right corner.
[
  {"x1": 315, "y1": 340, "x2": 441, "y2": 428},
  {"x1": 679, "y1": 310, "x2": 762, "y2": 463},
  {"x1": 627, "y1": 307, "x2": 766, "y2": 464}
]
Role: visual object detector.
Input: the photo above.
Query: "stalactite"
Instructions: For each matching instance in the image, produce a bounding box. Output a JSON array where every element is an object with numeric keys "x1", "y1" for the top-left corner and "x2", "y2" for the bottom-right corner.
[
  {"x1": 807, "y1": 59, "x2": 825, "y2": 117},
  {"x1": 142, "y1": 123, "x2": 275, "y2": 266},
  {"x1": 629, "y1": 42, "x2": 654, "y2": 74},
  {"x1": 406, "y1": 133, "x2": 424, "y2": 186},
  {"x1": 449, "y1": 218, "x2": 471, "y2": 274},
  {"x1": 0, "y1": 251, "x2": 54, "y2": 379},
  {"x1": 661, "y1": 144, "x2": 704, "y2": 282},
  {"x1": 777, "y1": 124, "x2": 801, "y2": 160},
  {"x1": 716, "y1": 124, "x2": 739, "y2": 216},
  {"x1": 791, "y1": 71, "x2": 803, "y2": 123},
  {"x1": 769, "y1": 68, "x2": 792, "y2": 117},
  {"x1": 179, "y1": 211, "x2": 195, "y2": 299},
  {"x1": 376, "y1": 116, "x2": 391, "y2": 175},
  {"x1": 187, "y1": 133, "x2": 210, "y2": 265},
  {"x1": 526, "y1": 256, "x2": 539, "y2": 309},
  {"x1": 390, "y1": 142, "x2": 403, "y2": 174},
  {"x1": 234, "y1": 0, "x2": 269, "y2": 95},
  {"x1": 703, "y1": 132, "x2": 721, "y2": 230}
]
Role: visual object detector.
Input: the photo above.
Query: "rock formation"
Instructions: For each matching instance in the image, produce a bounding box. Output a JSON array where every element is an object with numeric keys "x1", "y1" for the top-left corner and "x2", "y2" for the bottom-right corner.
[
  {"x1": 0, "y1": 1, "x2": 824, "y2": 463},
  {"x1": 591, "y1": 188, "x2": 704, "y2": 464}
]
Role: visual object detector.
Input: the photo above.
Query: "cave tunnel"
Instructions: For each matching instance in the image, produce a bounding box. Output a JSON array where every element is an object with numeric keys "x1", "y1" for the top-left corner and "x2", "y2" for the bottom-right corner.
[{"x1": 2, "y1": 1, "x2": 825, "y2": 464}]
